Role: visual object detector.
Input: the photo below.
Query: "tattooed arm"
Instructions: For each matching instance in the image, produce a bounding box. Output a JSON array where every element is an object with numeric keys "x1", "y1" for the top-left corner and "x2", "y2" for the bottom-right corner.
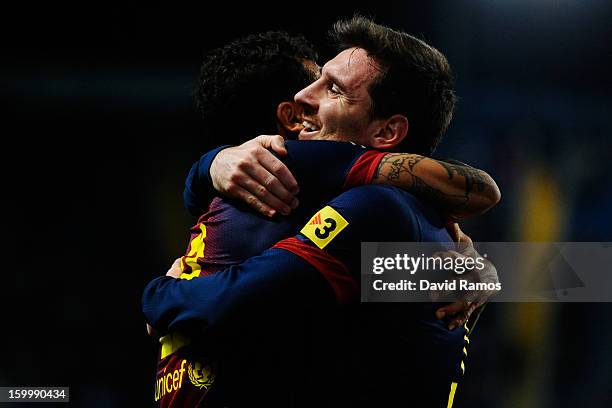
[{"x1": 372, "y1": 154, "x2": 500, "y2": 219}]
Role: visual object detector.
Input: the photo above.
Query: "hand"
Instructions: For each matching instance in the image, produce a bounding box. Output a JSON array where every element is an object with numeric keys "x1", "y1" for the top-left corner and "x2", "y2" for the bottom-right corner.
[
  {"x1": 146, "y1": 323, "x2": 157, "y2": 337},
  {"x1": 445, "y1": 221, "x2": 472, "y2": 247},
  {"x1": 210, "y1": 135, "x2": 300, "y2": 218},
  {"x1": 435, "y1": 301, "x2": 478, "y2": 331},
  {"x1": 435, "y1": 226, "x2": 498, "y2": 330},
  {"x1": 166, "y1": 258, "x2": 182, "y2": 279}
]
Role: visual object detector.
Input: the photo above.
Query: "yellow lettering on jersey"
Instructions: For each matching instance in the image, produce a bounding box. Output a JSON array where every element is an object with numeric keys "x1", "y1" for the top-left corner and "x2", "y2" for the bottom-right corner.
[
  {"x1": 180, "y1": 224, "x2": 207, "y2": 280},
  {"x1": 154, "y1": 359, "x2": 187, "y2": 402},
  {"x1": 300, "y1": 206, "x2": 349, "y2": 249}
]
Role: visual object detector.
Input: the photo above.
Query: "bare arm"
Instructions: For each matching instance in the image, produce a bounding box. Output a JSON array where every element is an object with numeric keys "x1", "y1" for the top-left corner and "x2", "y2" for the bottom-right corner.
[
  {"x1": 206, "y1": 137, "x2": 500, "y2": 219},
  {"x1": 372, "y1": 154, "x2": 501, "y2": 219}
]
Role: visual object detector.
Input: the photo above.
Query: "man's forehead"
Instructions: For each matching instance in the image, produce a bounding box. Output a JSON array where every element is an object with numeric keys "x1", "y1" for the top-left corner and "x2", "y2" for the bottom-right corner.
[{"x1": 322, "y1": 47, "x2": 380, "y2": 86}]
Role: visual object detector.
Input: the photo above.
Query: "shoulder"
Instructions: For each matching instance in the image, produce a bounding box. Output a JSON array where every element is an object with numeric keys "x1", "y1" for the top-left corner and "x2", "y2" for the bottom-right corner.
[
  {"x1": 326, "y1": 185, "x2": 450, "y2": 243},
  {"x1": 282, "y1": 141, "x2": 373, "y2": 203},
  {"x1": 322, "y1": 185, "x2": 424, "y2": 242},
  {"x1": 329, "y1": 184, "x2": 420, "y2": 216},
  {"x1": 283, "y1": 141, "x2": 369, "y2": 174},
  {"x1": 284, "y1": 140, "x2": 366, "y2": 155}
]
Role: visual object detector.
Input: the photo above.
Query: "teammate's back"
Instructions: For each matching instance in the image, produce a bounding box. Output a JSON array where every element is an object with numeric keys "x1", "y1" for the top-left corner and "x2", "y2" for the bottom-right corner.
[{"x1": 274, "y1": 184, "x2": 467, "y2": 407}]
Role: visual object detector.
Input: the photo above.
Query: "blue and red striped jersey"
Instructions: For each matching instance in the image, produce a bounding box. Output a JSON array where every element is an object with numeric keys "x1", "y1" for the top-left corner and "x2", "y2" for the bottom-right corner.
[
  {"x1": 143, "y1": 183, "x2": 467, "y2": 407},
  {"x1": 180, "y1": 140, "x2": 387, "y2": 277},
  {"x1": 147, "y1": 141, "x2": 388, "y2": 407}
]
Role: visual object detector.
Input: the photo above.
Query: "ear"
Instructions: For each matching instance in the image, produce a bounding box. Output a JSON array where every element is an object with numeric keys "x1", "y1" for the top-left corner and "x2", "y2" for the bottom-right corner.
[
  {"x1": 276, "y1": 102, "x2": 304, "y2": 137},
  {"x1": 368, "y1": 115, "x2": 409, "y2": 151}
]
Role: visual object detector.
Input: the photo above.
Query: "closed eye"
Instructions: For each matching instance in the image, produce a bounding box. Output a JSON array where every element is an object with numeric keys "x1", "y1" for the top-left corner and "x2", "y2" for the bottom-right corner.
[{"x1": 329, "y1": 83, "x2": 342, "y2": 95}]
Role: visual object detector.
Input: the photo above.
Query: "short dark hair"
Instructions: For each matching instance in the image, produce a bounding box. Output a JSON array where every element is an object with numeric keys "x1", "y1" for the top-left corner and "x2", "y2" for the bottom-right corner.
[
  {"x1": 331, "y1": 16, "x2": 456, "y2": 155},
  {"x1": 195, "y1": 31, "x2": 318, "y2": 146}
]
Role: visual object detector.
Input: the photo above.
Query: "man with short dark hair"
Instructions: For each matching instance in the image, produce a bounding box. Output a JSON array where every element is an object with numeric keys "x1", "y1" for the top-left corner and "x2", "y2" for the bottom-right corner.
[
  {"x1": 194, "y1": 31, "x2": 319, "y2": 147},
  {"x1": 300, "y1": 16, "x2": 456, "y2": 156}
]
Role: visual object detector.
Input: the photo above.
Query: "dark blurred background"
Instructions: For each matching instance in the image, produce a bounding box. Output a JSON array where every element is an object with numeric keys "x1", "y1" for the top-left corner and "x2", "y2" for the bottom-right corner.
[{"x1": 2, "y1": 1, "x2": 611, "y2": 406}]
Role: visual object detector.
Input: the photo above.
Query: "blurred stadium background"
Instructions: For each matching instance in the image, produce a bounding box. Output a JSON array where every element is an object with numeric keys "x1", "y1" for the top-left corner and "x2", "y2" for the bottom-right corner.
[{"x1": 2, "y1": 1, "x2": 611, "y2": 406}]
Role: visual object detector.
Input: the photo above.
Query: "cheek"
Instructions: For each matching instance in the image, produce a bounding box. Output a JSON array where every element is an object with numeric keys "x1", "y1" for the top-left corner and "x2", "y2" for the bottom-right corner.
[
  {"x1": 318, "y1": 102, "x2": 340, "y2": 127},
  {"x1": 326, "y1": 99, "x2": 354, "y2": 122},
  {"x1": 342, "y1": 107, "x2": 369, "y2": 132}
]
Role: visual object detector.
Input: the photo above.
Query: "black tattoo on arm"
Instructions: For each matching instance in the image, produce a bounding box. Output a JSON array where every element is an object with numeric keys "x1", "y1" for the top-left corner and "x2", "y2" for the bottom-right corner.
[
  {"x1": 373, "y1": 152, "x2": 499, "y2": 216},
  {"x1": 410, "y1": 174, "x2": 469, "y2": 209},
  {"x1": 438, "y1": 160, "x2": 488, "y2": 195},
  {"x1": 407, "y1": 155, "x2": 426, "y2": 171},
  {"x1": 373, "y1": 154, "x2": 425, "y2": 181},
  {"x1": 373, "y1": 153, "x2": 467, "y2": 210}
]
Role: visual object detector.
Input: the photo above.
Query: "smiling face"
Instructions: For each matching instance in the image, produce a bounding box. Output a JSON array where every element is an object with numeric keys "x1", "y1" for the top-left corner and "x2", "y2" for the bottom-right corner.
[{"x1": 294, "y1": 47, "x2": 385, "y2": 144}]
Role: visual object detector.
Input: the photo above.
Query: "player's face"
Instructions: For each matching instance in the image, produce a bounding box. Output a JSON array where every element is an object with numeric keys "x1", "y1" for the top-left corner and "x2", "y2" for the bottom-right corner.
[{"x1": 294, "y1": 47, "x2": 383, "y2": 144}]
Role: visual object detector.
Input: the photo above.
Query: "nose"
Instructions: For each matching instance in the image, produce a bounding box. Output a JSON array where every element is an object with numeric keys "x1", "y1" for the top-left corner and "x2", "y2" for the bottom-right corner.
[{"x1": 294, "y1": 80, "x2": 319, "y2": 112}]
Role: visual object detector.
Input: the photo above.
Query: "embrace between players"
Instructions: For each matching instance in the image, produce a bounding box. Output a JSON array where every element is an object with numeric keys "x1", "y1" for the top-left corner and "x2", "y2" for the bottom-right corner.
[{"x1": 143, "y1": 16, "x2": 501, "y2": 408}]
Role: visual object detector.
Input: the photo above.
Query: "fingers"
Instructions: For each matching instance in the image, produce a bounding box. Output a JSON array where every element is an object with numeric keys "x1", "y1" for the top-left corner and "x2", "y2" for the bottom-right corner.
[
  {"x1": 458, "y1": 228, "x2": 473, "y2": 246},
  {"x1": 445, "y1": 221, "x2": 474, "y2": 252},
  {"x1": 436, "y1": 301, "x2": 477, "y2": 330},
  {"x1": 436, "y1": 300, "x2": 469, "y2": 319},
  {"x1": 245, "y1": 152, "x2": 299, "y2": 206},
  {"x1": 445, "y1": 221, "x2": 461, "y2": 242},
  {"x1": 230, "y1": 184, "x2": 277, "y2": 218},
  {"x1": 255, "y1": 148, "x2": 299, "y2": 196},
  {"x1": 456, "y1": 230, "x2": 474, "y2": 255},
  {"x1": 447, "y1": 309, "x2": 471, "y2": 331},
  {"x1": 210, "y1": 135, "x2": 299, "y2": 216},
  {"x1": 255, "y1": 135, "x2": 288, "y2": 156},
  {"x1": 166, "y1": 258, "x2": 183, "y2": 278},
  {"x1": 237, "y1": 174, "x2": 294, "y2": 216},
  {"x1": 449, "y1": 303, "x2": 477, "y2": 330}
]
